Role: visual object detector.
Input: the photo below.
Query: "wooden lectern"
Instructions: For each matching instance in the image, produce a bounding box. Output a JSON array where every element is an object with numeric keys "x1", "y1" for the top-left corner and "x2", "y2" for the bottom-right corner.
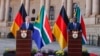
[
  {"x1": 68, "y1": 30, "x2": 82, "y2": 56},
  {"x1": 16, "y1": 30, "x2": 32, "y2": 56}
]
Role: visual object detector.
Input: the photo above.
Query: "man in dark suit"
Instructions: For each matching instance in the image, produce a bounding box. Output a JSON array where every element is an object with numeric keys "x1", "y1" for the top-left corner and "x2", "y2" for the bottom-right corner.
[
  {"x1": 20, "y1": 16, "x2": 34, "y2": 49},
  {"x1": 20, "y1": 16, "x2": 34, "y2": 32},
  {"x1": 68, "y1": 18, "x2": 81, "y2": 31}
]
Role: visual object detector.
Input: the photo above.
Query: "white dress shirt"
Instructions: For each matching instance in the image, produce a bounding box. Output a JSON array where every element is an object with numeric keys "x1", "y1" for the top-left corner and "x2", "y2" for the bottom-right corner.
[{"x1": 25, "y1": 22, "x2": 29, "y2": 29}]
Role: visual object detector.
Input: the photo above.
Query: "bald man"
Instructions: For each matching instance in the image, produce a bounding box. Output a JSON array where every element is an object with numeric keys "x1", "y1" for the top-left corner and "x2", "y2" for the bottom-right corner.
[{"x1": 68, "y1": 18, "x2": 81, "y2": 31}]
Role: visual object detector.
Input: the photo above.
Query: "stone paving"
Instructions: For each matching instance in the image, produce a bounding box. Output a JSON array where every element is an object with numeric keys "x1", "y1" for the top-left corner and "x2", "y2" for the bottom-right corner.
[{"x1": 0, "y1": 39, "x2": 100, "y2": 56}]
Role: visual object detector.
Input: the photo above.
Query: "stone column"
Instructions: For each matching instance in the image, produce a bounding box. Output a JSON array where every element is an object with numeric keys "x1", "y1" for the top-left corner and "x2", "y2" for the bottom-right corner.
[
  {"x1": 62, "y1": 0, "x2": 67, "y2": 10},
  {"x1": 45, "y1": 0, "x2": 50, "y2": 16},
  {"x1": 92, "y1": 0, "x2": 99, "y2": 15},
  {"x1": 40, "y1": 0, "x2": 45, "y2": 8},
  {"x1": 67, "y1": 0, "x2": 73, "y2": 18},
  {"x1": 25, "y1": 0, "x2": 30, "y2": 15},
  {"x1": 85, "y1": 0, "x2": 92, "y2": 17},
  {"x1": 21, "y1": 0, "x2": 25, "y2": 4},
  {"x1": 0, "y1": 0, "x2": 5, "y2": 21},
  {"x1": 5, "y1": 0, "x2": 10, "y2": 22}
]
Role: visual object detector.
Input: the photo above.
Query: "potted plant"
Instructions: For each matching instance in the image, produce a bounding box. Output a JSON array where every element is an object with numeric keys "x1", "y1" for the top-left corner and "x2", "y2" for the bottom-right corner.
[
  {"x1": 55, "y1": 50, "x2": 64, "y2": 56},
  {"x1": 31, "y1": 48, "x2": 37, "y2": 56}
]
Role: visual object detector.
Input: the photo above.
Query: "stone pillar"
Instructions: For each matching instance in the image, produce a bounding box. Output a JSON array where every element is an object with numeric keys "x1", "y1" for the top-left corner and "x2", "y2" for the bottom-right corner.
[
  {"x1": 21, "y1": 0, "x2": 25, "y2": 4},
  {"x1": 85, "y1": 0, "x2": 92, "y2": 17},
  {"x1": 67, "y1": 0, "x2": 73, "y2": 18},
  {"x1": 25, "y1": 0, "x2": 30, "y2": 15},
  {"x1": 0, "y1": 0, "x2": 5, "y2": 21},
  {"x1": 62, "y1": 0, "x2": 67, "y2": 10},
  {"x1": 92, "y1": 0, "x2": 99, "y2": 15},
  {"x1": 40, "y1": 0, "x2": 45, "y2": 8},
  {"x1": 5, "y1": 0, "x2": 10, "y2": 22},
  {"x1": 45, "y1": 0, "x2": 50, "y2": 16}
]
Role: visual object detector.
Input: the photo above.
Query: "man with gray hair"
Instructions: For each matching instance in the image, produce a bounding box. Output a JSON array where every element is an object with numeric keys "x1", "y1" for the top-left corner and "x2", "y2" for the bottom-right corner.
[{"x1": 20, "y1": 16, "x2": 34, "y2": 32}]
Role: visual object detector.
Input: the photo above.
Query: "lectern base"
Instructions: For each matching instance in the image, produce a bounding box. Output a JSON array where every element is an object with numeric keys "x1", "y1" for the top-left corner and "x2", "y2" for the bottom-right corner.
[{"x1": 68, "y1": 31, "x2": 82, "y2": 56}]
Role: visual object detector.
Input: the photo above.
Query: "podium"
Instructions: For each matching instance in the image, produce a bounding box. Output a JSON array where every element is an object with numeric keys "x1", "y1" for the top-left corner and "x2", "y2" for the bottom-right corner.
[
  {"x1": 68, "y1": 30, "x2": 82, "y2": 56},
  {"x1": 16, "y1": 30, "x2": 32, "y2": 56}
]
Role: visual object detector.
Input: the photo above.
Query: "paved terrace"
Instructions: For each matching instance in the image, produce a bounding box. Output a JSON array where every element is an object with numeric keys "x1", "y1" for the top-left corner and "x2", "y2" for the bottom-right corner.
[{"x1": 0, "y1": 39, "x2": 100, "y2": 56}]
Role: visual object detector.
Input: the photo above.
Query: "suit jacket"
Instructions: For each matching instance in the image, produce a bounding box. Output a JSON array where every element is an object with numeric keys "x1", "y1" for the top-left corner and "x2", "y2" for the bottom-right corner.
[
  {"x1": 68, "y1": 22, "x2": 81, "y2": 31},
  {"x1": 20, "y1": 22, "x2": 34, "y2": 32}
]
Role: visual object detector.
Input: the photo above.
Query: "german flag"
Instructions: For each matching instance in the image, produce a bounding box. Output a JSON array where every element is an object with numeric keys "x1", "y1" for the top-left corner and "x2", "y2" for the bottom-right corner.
[
  {"x1": 10, "y1": 4, "x2": 27, "y2": 38},
  {"x1": 52, "y1": 6, "x2": 69, "y2": 49}
]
